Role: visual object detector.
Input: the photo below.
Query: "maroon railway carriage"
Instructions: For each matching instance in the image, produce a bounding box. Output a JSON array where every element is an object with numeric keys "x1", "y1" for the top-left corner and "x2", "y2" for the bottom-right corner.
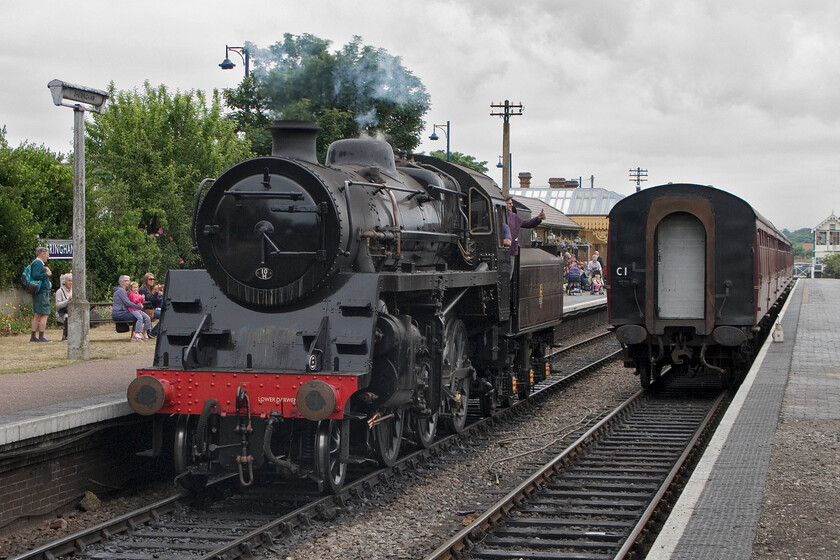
[{"x1": 607, "y1": 183, "x2": 793, "y2": 388}]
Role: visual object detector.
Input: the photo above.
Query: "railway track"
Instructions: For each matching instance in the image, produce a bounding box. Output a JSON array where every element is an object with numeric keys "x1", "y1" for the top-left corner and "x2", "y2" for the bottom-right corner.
[
  {"x1": 424, "y1": 376, "x2": 728, "y2": 560},
  {"x1": 12, "y1": 329, "x2": 618, "y2": 560}
]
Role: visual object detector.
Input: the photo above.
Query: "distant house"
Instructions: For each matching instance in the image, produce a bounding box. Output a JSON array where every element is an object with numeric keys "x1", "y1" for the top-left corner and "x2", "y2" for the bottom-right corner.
[
  {"x1": 812, "y1": 213, "x2": 840, "y2": 266},
  {"x1": 508, "y1": 172, "x2": 625, "y2": 261}
]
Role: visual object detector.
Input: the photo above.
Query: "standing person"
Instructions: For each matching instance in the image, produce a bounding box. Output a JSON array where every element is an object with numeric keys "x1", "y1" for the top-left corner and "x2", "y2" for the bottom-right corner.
[
  {"x1": 587, "y1": 255, "x2": 602, "y2": 284},
  {"x1": 29, "y1": 247, "x2": 53, "y2": 342},
  {"x1": 505, "y1": 197, "x2": 545, "y2": 275},
  {"x1": 111, "y1": 275, "x2": 148, "y2": 342},
  {"x1": 594, "y1": 251, "x2": 605, "y2": 280},
  {"x1": 55, "y1": 273, "x2": 72, "y2": 341}
]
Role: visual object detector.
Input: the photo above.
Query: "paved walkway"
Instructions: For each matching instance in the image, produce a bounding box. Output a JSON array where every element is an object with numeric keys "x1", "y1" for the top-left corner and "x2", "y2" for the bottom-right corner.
[
  {"x1": 649, "y1": 278, "x2": 840, "y2": 559},
  {"x1": 0, "y1": 351, "x2": 153, "y2": 417}
]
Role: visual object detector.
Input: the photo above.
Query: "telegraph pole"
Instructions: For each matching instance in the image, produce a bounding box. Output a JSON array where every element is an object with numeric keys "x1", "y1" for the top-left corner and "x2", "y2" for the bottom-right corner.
[
  {"x1": 629, "y1": 167, "x2": 648, "y2": 191},
  {"x1": 490, "y1": 100, "x2": 523, "y2": 197}
]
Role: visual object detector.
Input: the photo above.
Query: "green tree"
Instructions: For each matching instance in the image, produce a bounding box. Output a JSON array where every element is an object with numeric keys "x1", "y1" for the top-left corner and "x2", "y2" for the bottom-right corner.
[
  {"x1": 221, "y1": 75, "x2": 272, "y2": 155},
  {"x1": 427, "y1": 150, "x2": 489, "y2": 173},
  {"x1": 783, "y1": 228, "x2": 813, "y2": 244},
  {"x1": 0, "y1": 127, "x2": 73, "y2": 286},
  {"x1": 84, "y1": 82, "x2": 251, "y2": 294},
  {"x1": 793, "y1": 243, "x2": 813, "y2": 259},
  {"x1": 821, "y1": 253, "x2": 840, "y2": 277},
  {"x1": 224, "y1": 34, "x2": 430, "y2": 160}
]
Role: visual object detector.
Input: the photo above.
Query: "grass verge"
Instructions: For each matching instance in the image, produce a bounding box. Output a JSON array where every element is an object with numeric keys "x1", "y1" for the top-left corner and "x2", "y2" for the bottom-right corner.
[{"x1": 0, "y1": 327, "x2": 153, "y2": 375}]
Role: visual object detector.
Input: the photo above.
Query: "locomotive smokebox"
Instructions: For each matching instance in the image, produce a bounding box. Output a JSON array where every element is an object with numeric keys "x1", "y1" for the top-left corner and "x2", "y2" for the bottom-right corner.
[{"x1": 268, "y1": 120, "x2": 320, "y2": 163}]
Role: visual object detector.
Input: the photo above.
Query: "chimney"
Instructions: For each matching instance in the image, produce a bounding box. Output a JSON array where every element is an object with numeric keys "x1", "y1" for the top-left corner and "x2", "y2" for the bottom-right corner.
[
  {"x1": 518, "y1": 172, "x2": 532, "y2": 189},
  {"x1": 268, "y1": 120, "x2": 320, "y2": 164},
  {"x1": 549, "y1": 177, "x2": 578, "y2": 189}
]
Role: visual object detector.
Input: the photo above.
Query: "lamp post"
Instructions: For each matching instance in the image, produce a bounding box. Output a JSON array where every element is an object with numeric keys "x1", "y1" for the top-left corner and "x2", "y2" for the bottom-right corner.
[
  {"x1": 219, "y1": 45, "x2": 250, "y2": 77},
  {"x1": 497, "y1": 154, "x2": 512, "y2": 190},
  {"x1": 47, "y1": 80, "x2": 109, "y2": 360},
  {"x1": 429, "y1": 121, "x2": 450, "y2": 161}
]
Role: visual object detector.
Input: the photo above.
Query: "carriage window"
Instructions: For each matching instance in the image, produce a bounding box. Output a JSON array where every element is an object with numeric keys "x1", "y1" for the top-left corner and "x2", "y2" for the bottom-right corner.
[{"x1": 469, "y1": 188, "x2": 492, "y2": 234}]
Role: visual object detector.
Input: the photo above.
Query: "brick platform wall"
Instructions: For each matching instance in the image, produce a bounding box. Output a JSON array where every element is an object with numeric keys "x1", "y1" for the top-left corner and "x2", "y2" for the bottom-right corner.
[{"x1": 0, "y1": 418, "x2": 165, "y2": 534}]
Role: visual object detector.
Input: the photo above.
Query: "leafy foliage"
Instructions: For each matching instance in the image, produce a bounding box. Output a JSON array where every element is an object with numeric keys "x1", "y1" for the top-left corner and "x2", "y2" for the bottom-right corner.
[
  {"x1": 783, "y1": 228, "x2": 813, "y2": 244},
  {"x1": 0, "y1": 127, "x2": 73, "y2": 286},
  {"x1": 224, "y1": 34, "x2": 430, "y2": 161},
  {"x1": 82, "y1": 82, "x2": 252, "y2": 294},
  {"x1": 821, "y1": 253, "x2": 840, "y2": 277},
  {"x1": 427, "y1": 150, "x2": 489, "y2": 173}
]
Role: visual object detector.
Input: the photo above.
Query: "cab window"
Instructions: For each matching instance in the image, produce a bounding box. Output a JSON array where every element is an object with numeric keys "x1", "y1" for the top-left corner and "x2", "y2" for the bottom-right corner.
[{"x1": 469, "y1": 188, "x2": 492, "y2": 234}]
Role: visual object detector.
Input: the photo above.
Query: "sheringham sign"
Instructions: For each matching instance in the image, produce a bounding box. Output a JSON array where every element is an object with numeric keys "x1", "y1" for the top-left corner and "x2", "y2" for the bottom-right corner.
[{"x1": 46, "y1": 239, "x2": 73, "y2": 259}]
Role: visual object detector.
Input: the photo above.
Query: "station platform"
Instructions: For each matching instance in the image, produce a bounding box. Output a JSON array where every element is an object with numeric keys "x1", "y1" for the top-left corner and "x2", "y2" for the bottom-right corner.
[
  {"x1": 0, "y1": 294, "x2": 607, "y2": 448},
  {"x1": 648, "y1": 278, "x2": 839, "y2": 559}
]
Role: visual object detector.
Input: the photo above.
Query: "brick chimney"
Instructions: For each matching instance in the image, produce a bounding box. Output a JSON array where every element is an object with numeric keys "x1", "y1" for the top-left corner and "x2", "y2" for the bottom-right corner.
[
  {"x1": 518, "y1": 172, "x2": 532, "y2": 189},
  {"x1": 549, "y1": 177, "x2": 578, "y2": 189}
]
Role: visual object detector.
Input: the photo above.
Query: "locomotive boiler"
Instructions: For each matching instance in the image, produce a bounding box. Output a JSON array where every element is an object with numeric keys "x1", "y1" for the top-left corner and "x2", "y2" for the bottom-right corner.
[
  {"x1": 607, "y1": 183, "x2": 794, "y2": 388},
  {"x1": 127, "y1": 121, "x2": 564, "y2": 492}
]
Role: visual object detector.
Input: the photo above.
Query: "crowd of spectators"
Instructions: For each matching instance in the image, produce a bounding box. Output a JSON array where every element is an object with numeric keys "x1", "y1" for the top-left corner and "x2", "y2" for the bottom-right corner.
[{"x1": 24, "y1": 249, "x2": 165, "y2": 343}]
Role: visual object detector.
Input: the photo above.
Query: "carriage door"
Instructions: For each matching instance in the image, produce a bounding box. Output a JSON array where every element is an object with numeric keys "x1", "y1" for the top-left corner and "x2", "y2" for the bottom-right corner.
[{"x1": 656, "y1": 213, "x2": 705, "y2": 319}]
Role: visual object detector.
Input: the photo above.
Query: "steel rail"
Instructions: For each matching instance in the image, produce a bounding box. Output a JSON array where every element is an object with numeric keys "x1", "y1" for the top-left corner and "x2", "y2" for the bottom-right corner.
[
  {"x1": 12, "y1": 327, "x2": 617, "y2": 560},
  {"x1": 422, "y1": 386, "x2": 727, "y2": 560}
]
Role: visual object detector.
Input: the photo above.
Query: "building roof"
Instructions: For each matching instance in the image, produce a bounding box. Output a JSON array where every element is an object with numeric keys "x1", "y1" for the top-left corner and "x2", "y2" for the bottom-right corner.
[
  {"x1": 812, "y1": 213, "x2": 839, "y2": 232},
  {"x1": 512, "y1": 196, "x2": 581, "y2": 230},
  {"x1": 509, "y1": 186, "x2": 625, "y2": 216}
]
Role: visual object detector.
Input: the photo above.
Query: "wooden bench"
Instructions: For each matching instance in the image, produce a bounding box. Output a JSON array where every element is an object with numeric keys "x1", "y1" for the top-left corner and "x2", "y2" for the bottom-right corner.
[{"x1": 88, "y1": 303, "x2": 141, "y2": 335}]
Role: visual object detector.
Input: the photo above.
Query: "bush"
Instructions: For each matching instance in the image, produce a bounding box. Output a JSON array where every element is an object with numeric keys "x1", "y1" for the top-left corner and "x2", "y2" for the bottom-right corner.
[{"x1": 0, "y1": 301, "x2": 33, "y2": 336}]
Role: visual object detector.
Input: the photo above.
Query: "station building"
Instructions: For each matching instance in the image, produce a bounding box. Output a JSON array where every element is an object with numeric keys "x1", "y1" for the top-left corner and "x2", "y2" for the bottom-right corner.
[
  {"x1": 508, "y1": 172, "x2": 625, "y2": 262},
  {"x1": 811, "y1": 213, "x2": 840, "y2": 266}
]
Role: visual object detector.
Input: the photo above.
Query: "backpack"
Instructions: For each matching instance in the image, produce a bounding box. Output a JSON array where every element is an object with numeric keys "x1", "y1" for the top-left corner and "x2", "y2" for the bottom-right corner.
[{"x1": 21, "y1": 264, "x2": 40, "y2": 295}]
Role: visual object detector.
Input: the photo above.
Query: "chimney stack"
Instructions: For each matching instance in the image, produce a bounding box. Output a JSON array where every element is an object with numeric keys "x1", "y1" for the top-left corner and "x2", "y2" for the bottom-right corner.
[
  {"x1": 518, "y1": 172, "x2": 532, "y2": 189},
  {"x1": 548, "y1": 177, "x2": 579, "y2": 189},
  {"x1": 268, "y1": 120, "x2": 320, "y2": 164}
]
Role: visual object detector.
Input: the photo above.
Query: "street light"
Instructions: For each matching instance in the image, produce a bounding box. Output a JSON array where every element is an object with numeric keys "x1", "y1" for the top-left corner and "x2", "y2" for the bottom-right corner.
[
  {"x1": 429, "y1": 120, "x2": 450, "y2": 161},
  {"x1": 497, "y1": 154, "x2": 512, "y2": 189},
  {"x1": 219, "y1": 45, "x2": 250, "y2": 77}
]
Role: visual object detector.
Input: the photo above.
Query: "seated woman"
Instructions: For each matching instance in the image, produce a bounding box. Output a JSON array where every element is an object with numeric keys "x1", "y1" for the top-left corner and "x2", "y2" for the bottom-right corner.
[
  {"x1": 55, "y1": 273, "x2": 72, "y2": 341},
  {"x1": 112, "y1": 275, "x2": 149, "y2": 341},
  {"x1": 139, "y1": 273, "x2": 162, "y2": 312}
]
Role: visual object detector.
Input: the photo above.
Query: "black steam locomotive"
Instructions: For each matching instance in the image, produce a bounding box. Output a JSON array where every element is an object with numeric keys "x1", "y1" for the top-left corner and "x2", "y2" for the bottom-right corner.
[
  {"x1": 608, "y1": 183, "x2": 793, "y2": 388},
  {"x1": 127, "y1": 121, "x2": 564, "y2": 492}
]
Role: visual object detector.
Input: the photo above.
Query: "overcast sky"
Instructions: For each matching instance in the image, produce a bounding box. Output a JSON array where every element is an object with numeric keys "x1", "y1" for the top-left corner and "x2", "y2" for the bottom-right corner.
[{"x1": 2, "y1": 0, "x2": 838, "y2": 230}]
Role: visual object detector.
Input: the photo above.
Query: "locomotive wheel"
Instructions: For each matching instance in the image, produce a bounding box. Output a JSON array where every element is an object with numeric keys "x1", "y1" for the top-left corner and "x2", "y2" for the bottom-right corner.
[
  {"x1": 174, "y1": 414, "x2": 196, "y2": 474},
  {"x1": 444, "y1": 378, "x2": 470, "y2": 434},
  {"x1": 517, "y1": 371, "x2": 531, "y2": 400},
  {"x1": 173, "y1": 415, "x2": 208, "y2": 492},
  {"x1": 373, "y1": 408, "x2": 404, "y2": 467},
  {"x1": 314, "y1": 419, "x2": 346, "y2": 494},
  {"x1": 638, "y1": 361, "x2": 652, "y2": 389},
  {"x1": 413, "y1": 410, "x2": 438, "y2": 449},
  {"x1": 479, "y1": 388, "x2": 497, "y2": 417},
  {"x1": 443, "y1": 320, "x2": 470, "y2": 434}
]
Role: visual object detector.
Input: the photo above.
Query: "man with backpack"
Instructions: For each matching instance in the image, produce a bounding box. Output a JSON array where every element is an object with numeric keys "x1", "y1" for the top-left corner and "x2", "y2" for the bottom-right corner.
[{"x1": 28, "y1": 247, "x2": 53, "y2": 342}]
